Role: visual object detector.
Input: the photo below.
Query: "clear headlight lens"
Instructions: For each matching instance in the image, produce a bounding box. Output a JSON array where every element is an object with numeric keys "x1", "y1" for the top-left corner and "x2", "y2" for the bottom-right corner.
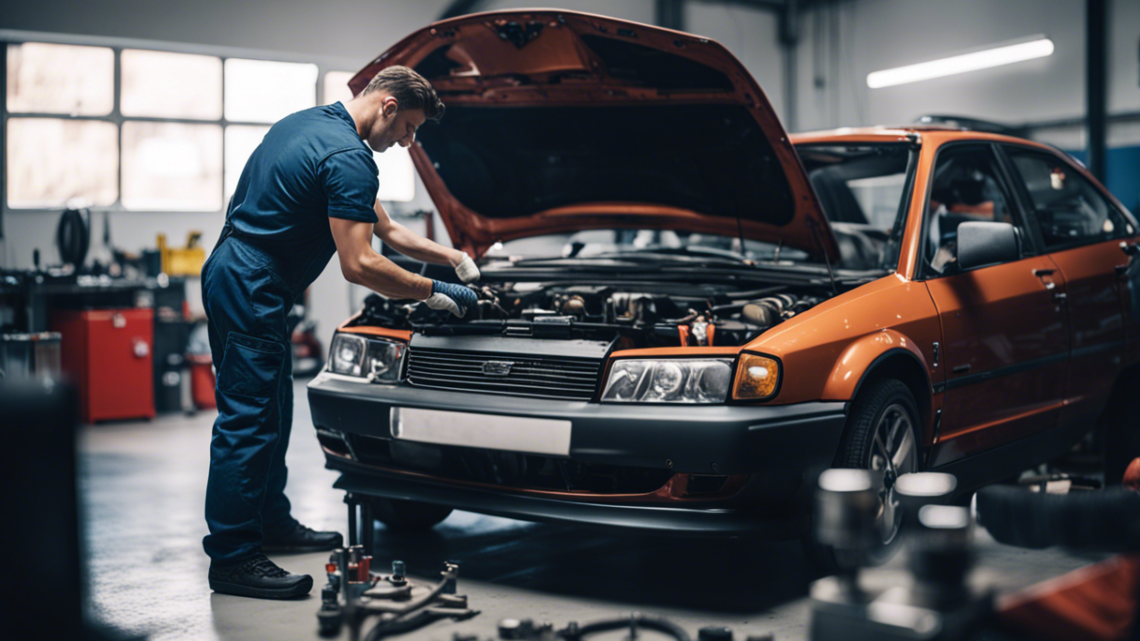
[
  {"x1": 733, "y1": 353, "x2": 780, "y2": 400},
  {"x1": 364, "y1": 339, "x2": 405, "y2": 383},
  {"x1": 601, "y1": 359, "x2": 733, "y2": 403},
  {"x1": 328, "y1": 334, "x2": 405, "y2": 383}
]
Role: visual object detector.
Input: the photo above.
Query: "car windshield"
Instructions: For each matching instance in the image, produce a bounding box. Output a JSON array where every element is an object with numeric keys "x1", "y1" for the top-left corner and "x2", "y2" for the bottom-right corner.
[{"x1": 797, "y1": 143, "x2": 915, "y2": 271}]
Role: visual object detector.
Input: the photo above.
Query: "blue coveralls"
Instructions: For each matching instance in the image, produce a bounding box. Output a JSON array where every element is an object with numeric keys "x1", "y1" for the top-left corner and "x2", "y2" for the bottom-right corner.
[{"x1": 201, "y1": 102, "x2": 379, "y2": 564}]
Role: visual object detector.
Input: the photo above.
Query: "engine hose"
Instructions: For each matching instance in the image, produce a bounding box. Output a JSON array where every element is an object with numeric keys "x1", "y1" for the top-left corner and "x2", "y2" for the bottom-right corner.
[
  {"x1": 563, "y1": 615, "x2": 693, "y2": 641},
  {"x1": 975, "y1": 485, "x2": 1140, "y2": 551}
]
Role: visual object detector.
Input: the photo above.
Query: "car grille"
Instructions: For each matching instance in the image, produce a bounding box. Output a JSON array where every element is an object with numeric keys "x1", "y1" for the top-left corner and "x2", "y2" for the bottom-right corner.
[{"x1": 406, "y1": 348, "x2": 603, "y2": 401}]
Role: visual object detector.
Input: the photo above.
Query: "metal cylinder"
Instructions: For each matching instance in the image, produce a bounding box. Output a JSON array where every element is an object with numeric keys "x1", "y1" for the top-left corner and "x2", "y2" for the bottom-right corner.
[
  {"x1": 909, "y1": 505, "x2": 973, "y2": 608},
  {"x1": 814, "y1": 469, "x2": 883, "y2": 553},
  {"x1": 895, "y1": 472, "x2": 958, "y2": 530}
]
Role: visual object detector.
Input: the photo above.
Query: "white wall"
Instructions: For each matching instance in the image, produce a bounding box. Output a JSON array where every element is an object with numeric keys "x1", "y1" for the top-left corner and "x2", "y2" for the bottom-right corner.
[{"x1": 686, "y1": 1, "x2": 785, "y2": 122}]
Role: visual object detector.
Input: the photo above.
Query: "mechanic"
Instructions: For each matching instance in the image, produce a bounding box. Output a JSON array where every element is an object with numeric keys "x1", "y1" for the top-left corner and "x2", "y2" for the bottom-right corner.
[{"x1": 201, "y1": 65, "x2": 479, "y2": 600}]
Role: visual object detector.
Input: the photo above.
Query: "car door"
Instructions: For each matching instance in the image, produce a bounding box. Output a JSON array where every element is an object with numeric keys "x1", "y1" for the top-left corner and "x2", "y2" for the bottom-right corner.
[
  {"x1": 1001, "y1": 145, "x2": 1139, "y2": 430},
  {"x1": 921, "y1": 143, "x2": 1071, "y2": 467}
]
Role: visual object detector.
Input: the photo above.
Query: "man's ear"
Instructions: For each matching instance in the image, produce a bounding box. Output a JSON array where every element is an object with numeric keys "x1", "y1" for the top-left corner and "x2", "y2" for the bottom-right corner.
[{"x1": 381, "y1": 96, "x2": 399, "y2": 119}]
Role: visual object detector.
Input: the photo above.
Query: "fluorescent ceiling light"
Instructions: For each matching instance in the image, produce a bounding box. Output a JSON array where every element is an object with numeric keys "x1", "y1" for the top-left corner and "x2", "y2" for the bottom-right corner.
[{"x1": 867, "y1": 37, "x2": 1054, "y2": 89}]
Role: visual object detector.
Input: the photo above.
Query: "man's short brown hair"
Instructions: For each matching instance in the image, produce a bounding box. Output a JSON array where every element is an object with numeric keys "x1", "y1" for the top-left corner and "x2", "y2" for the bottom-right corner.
[{"x1": 361, "y1": 66, "x2": 444, "y2": 122}]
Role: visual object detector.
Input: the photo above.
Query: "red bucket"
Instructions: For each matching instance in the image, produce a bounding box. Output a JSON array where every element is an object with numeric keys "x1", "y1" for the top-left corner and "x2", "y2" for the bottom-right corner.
[{"x1": 188, "y1": 354, "x2": 216, "y2": 410}]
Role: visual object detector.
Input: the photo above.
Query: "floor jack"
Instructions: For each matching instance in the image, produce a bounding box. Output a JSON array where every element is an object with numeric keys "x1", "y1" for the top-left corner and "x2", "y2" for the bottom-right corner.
[{"x1": 322, "y1": 494, "x2": 479, "y2": 640}]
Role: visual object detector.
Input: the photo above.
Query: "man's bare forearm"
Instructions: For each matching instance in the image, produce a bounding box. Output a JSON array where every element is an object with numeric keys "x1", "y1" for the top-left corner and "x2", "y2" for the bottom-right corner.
[
  {"x1": 375, "y1": 219, "x2": 464, "y2": 266},
  {"x1": 372, "y1": 199, "x2": 464, "y2": 266},
  {"x1": 350, "y1": 251, "x2": 434, "y2": 300}
]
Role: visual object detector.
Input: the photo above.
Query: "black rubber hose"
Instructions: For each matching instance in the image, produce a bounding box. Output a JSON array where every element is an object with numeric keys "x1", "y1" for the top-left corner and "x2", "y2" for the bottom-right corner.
[{"x1": 975, "y1": 485, "x2": 1140, "y2": 551}]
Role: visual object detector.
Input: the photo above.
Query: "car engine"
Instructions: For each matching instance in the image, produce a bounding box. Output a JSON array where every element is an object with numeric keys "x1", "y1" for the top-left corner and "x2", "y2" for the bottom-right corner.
[{"x1": 349, "y1": 281, "x2": 825, "y2": 348}]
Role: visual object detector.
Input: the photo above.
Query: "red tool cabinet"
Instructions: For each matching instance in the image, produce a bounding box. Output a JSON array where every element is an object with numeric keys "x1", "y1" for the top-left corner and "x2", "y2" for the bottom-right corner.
[{"x1": 51, "y1": 308, "x2": 155, "y2": 424}]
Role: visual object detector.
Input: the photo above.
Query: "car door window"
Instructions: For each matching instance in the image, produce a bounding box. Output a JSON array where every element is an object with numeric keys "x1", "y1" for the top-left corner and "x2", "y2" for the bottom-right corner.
[
  {"x1": 922, "y1": 145, "x2": 1022, "y2": 277},
  {"x1": 1004, "y1": 148, "x2": 1134, "y2": 250}
]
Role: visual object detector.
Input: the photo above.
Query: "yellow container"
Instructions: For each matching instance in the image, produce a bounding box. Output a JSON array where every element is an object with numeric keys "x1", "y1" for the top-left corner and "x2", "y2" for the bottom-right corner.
[{"x1": 157, "y1": 233, "x2": 206, "y2": 277}]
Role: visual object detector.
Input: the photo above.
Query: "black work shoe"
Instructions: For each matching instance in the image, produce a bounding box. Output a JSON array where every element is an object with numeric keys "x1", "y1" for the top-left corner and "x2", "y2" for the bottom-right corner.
[
  {"x1": 209, "y1": 554, "x2": 313, "y2": 599},
  {"x1": 262, "y1": 522, "x2": 344, "y2": 553}
]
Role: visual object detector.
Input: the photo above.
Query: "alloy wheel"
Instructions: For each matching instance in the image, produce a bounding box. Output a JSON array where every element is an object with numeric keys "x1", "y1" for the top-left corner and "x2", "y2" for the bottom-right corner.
[{"x1": 867, "y1": 403, "x2": 918, "y2": 544}]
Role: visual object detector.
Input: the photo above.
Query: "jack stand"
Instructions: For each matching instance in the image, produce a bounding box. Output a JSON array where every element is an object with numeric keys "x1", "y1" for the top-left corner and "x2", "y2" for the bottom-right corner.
[{"x1": 344, "y1": 493, "x2": 375, "y2": 557}]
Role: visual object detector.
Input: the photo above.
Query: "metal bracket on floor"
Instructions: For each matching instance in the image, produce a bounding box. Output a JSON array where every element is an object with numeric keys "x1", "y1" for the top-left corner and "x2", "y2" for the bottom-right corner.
[{"x1": 344, "y1": 492, "x2": 375, "y2": 557}]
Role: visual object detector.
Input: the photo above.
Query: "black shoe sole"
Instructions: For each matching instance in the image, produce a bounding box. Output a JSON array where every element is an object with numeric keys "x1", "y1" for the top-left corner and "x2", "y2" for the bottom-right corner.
[
  {"x1": 261, "y1": 541, "x2": 342, "y2": 554},
  {"x1": 209, "y1": 575, "x2": 313, "y2": 600}
]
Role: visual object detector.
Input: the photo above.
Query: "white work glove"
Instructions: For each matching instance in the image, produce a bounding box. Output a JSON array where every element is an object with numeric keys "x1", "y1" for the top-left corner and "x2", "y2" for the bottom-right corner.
[
  {"x1": 454, "y1": 252, "x2": 481, "y2": 283},
  {"x1": 424, "y1": 280, "x2": 477, "y2": 318}
]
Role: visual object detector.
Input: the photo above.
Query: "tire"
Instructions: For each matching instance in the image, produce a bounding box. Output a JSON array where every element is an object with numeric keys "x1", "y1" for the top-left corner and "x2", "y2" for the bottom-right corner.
[
  {"x1": 802, "y1": 378, "x2": 922, "y2": 571},
  {"x1": 1102, "y1": 370, "x2": 1140, "y2": 486},
  {"x1": 369, "y1": 497, "x2": 453, "y2": 531}
]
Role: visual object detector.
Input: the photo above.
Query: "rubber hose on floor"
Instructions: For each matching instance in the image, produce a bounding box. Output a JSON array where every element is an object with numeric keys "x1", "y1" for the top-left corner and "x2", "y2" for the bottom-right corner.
[{"x1": 975, "y1": 485, "x2": 1140, "y2": 551}]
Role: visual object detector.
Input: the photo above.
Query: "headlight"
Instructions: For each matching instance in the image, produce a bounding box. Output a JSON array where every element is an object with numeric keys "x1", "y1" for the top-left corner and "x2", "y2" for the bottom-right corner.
[
  {"x1": 328, "y1": 334, "x2": 406, "y2": 383},
  {"x1": 733, "y1": 353, "x2": 780, "y2": 401},
  {"x1": 601, "y1": 359, "x2": 733, "y2": 403}
]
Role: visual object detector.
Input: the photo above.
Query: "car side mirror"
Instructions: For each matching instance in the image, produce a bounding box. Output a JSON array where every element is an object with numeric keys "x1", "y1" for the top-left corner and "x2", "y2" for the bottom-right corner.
[{"x1": 957, "y1": 221, "x2": 1020, "y2": 270}]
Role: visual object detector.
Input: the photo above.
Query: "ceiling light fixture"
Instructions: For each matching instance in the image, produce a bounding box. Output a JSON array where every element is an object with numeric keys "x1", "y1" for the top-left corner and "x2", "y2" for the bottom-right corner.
[{"x1": 866, "y1": 37, "x2": 1054, "y2": 89}]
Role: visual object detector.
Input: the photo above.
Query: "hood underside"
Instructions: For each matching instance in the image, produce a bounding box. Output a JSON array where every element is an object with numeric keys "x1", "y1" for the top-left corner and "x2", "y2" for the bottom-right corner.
[{"x1": 350, "y1": 10, "x2": 839, "y2": 261}]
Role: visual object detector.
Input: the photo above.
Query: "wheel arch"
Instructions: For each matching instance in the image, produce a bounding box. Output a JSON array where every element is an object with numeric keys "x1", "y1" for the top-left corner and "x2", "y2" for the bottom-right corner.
[{"x1": 823, "y1": 332, "x2": 934, "y2": 448}]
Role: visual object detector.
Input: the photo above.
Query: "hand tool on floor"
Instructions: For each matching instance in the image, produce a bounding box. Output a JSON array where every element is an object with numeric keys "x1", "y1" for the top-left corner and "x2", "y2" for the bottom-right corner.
[{"x1": 317, "y1": 549, "x2": 478, "y2": 640}]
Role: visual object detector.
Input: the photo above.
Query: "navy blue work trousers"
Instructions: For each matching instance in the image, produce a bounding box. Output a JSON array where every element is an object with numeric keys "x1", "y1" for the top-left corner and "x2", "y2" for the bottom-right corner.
[{"x1": 200, "y1": 233, "x2": 299, "y2": 564}]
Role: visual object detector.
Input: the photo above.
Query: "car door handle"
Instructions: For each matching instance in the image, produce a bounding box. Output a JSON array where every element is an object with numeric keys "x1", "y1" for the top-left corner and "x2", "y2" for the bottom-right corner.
[{"x1": 1033, "y1": 268, "x2": 1055, "y2": 277}]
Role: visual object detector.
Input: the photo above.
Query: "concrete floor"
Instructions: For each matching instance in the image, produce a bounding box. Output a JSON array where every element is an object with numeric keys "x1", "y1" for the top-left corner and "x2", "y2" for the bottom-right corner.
[{"x1": 81, "y1": 380, "x2": 1107, "y2": 641}]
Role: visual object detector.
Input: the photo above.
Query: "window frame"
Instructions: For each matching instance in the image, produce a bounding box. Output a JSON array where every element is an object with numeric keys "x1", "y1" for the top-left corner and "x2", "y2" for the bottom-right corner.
[
  {"x1": 1, "y1": 31, "x2": 357, "y2": 218},
  {"x1": 997, "y1": 142, "x2": 1138, "y2": 253},
  {"x1": 915, "y1": 140, "x2": 1043, "y2": 281}
]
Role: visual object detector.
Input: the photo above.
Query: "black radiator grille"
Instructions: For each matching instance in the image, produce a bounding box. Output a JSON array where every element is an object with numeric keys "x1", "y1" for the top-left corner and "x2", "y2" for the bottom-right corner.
[{"x1": 406, "y1": 348, "x2": 603, "y2": 400}]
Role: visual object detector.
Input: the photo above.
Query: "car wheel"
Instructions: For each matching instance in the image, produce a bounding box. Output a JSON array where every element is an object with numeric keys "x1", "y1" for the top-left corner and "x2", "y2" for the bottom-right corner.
[
  {"x1": 1102, "y1": 370, "x2": 1140, "y2": 485},
  {"x1": 370, "y1": 497, "x2": 453, "y2": 531},
  {"x1": 802, "y1": 378, "x2": 921, "y2": 570}
]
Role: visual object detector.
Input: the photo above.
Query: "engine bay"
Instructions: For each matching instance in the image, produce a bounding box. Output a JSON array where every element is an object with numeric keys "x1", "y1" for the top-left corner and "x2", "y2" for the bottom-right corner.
[{"x1": 349, "y1": 280, "x2": 829, "y2": 349}]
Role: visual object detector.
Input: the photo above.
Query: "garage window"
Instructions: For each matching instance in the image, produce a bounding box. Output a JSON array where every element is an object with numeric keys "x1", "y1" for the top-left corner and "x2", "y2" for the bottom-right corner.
[
  {"x1": 3, "y1": 40, "x2": 339, "y2": 214},
  {"x1": 224, "y1": 59, "x2": 318, "y2": 124},
  {"x1": 120, "y1": 49, "x2": 223, "y2": 120},
  {"x1": 6, "y1": 42, "x2": 114, "y2": 115},
  {"x1": 5, "y1": 118, "x2": 119, "y2": 208}
]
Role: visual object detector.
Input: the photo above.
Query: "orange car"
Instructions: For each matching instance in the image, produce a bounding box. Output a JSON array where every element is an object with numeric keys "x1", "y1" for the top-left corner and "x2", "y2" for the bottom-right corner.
[{"x1": 307, "y1": 10, "x2": 1140, "y2": 559}]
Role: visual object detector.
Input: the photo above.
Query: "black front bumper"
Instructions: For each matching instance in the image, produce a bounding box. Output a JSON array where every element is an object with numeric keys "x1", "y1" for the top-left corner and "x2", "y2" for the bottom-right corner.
[{"x1": 307, "y1": 374, "x2": 847, "y2": 537}]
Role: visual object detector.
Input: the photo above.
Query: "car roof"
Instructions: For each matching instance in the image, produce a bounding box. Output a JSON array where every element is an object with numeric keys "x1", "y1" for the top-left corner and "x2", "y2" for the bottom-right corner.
[{"x1": 789, "y1": 125, "x2": 1053, "y2": 150}]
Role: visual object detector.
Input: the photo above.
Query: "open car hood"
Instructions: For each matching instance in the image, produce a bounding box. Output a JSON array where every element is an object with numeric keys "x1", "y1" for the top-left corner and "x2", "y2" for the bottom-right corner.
[{"x1": 350, "y1": 10, "x2": 840, "y2": 262}]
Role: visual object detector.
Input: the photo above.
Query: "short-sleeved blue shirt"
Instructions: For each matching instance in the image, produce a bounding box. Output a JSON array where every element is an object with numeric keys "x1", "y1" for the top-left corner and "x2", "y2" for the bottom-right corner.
[{"x1": 225, "y1": 101, "x2": 379, "y2": 293}]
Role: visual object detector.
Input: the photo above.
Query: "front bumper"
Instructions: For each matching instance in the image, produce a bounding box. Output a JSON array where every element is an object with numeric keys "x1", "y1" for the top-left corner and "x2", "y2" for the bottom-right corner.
[{"x1": 307, "y1": 373, "x2": 847, "y2": 536}]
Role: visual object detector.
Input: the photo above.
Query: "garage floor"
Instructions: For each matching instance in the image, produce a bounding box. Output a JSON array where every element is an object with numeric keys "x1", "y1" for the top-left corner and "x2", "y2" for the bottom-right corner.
[{"x1": 81, "y1": 380, "x2": 1107, "y2": 641}]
